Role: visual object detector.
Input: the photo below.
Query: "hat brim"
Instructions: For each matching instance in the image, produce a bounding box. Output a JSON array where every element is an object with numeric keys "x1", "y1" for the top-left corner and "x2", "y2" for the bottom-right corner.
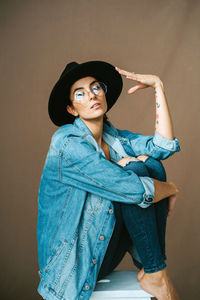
[{"x1": 48, "y1": 61, "x2": 123, "y2": 126}]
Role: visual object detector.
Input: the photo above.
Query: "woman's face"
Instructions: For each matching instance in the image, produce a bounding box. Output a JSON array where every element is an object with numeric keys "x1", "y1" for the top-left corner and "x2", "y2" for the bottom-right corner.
[{"x1": 67, "y1": 76, "x2": 108, "y2": 122}]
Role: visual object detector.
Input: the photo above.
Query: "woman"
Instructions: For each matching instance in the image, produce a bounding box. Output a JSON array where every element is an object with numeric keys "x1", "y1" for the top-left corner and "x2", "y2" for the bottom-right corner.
[{"x1": 37, "y1": 60, "x2": 181, "y2": 300}]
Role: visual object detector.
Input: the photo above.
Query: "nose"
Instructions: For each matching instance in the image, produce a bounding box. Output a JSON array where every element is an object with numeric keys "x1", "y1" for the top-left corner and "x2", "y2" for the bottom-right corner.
[{"x1": 88, "y1": 89, "x2": 96, "y2": 100}]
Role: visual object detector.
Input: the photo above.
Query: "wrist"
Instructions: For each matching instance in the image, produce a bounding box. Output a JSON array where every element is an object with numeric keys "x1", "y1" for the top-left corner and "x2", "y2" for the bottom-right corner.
[
  {"x1": 168, "y1": 181, "x2": 179, "y2": 195},
  {"x1": 154, "y1": 79, "x2": 164, "y2": 91},
  {"x1": 153, "y1": 179, "x2": 175, "y2": 203}
]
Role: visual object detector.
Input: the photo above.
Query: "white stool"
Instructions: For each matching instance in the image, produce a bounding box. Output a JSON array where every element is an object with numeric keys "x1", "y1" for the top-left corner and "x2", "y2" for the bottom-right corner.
[{"x1": 90, "y1": 270, "x2": 153, "y2": 300}]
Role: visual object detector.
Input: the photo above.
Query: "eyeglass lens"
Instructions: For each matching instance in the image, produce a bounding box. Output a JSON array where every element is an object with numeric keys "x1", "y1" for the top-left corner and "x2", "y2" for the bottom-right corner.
[{"x1": 74, "y1": 82, "x2": 107, "y2": 101}]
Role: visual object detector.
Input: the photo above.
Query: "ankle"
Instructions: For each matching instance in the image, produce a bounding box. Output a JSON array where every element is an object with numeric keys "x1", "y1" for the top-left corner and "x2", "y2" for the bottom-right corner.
[
  {"x1": 144, "y1": 269, "x2": 167, "y2": 282},
  {"x1": 140, "y1": 269, "x2": 178, "y2": 300}
]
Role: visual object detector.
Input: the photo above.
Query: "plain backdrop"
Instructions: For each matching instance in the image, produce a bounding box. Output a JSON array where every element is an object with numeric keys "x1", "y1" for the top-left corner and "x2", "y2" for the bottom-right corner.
[{"x1": 1, "y1": 0, "x2": 200, "y2": 299}]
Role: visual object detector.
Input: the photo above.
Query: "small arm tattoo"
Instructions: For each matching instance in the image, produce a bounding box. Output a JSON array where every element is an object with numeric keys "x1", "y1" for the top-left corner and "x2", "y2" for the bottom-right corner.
[{"x1": 156, "y1": 102, "x2": 160, "y2": 108}]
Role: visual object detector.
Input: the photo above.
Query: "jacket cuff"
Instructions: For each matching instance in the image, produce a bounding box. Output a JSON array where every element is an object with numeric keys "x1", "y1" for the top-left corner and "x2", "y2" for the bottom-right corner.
[
  {"x1": 137, "y1": 176, "x2": 155, "y2": 208},
  {"x1": 153, "y1": 131, "x2": 181, "y2": 152}
]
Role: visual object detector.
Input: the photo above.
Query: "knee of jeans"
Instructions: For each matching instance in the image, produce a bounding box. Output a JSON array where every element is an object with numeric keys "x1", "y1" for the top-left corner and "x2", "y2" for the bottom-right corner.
[
  {"x1": 144, "y1": 157, "x2": 167, "y2": 181},
  {"x1": 123, "y1": 161, "x2": 150, "y2": 177}
]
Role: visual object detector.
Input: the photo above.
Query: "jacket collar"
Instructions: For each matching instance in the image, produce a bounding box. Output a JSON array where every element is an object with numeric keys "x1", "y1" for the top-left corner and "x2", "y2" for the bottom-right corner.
[{"x1": 73, "y1": 117, "x2": 128, "y2": 158}]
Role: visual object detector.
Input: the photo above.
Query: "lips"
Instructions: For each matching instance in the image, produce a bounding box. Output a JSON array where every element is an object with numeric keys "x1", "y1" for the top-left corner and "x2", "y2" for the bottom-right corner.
[{"x1": 90, "y1": 102, "x2": 101, "y2": 109}]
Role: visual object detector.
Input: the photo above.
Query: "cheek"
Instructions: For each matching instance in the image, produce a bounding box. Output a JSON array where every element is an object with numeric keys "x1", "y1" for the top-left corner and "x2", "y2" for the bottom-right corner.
[
  {"x1": 104, "y1": 98, "x2": 108, "y2": 110},
  {"x1": 75, "y1": 104, "x2": 90, "y2": 115},
  {"x1": 105, "y1": 98, "x2": 108, "y2": 108}
]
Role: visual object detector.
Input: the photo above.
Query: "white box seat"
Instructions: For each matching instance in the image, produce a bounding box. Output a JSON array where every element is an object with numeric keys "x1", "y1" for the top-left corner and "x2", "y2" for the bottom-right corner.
[{"x1": 90, "y1": 270, "x2": 153, "y2": 300}]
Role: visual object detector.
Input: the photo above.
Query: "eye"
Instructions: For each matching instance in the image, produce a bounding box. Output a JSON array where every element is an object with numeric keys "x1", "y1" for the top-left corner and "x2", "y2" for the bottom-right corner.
[
  {"x1": 92, "y1": 84, "x2": 101, "y2": 94},
  {"x1": 74, "y1": 91, "x2": 84, "y2": 100}
]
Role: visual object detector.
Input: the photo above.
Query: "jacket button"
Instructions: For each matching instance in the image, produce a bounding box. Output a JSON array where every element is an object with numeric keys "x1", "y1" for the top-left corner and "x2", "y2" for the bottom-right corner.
[
  {"x1": 109, "y1": 209, "x2": 114, "y2": 214},
  {"x1": 100, "y1": 235, "x2": 105, "y2": 240},
  {"x1": 92, "y1": 259, "x2": 97, "y2": 264},
  {"x1": 145, "y1": 196, "x2": 153, "y2": 202},
  {"x1": 85, "y1": 285, "x2": 90, "y2": 290}
]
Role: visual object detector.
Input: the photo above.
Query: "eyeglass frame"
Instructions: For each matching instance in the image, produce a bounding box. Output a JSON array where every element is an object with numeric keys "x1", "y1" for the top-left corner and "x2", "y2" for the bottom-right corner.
[{"x1": 71, "y1": 81, "x2": 107, "y2": 103}]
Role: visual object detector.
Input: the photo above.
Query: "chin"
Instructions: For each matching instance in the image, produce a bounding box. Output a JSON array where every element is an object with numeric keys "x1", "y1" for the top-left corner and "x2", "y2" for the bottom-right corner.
[
  {"x1": 81, "y1": 111, "x2": 105, "y2": 122},
  {"x1": 93, "y1": 109, "x2": 106, "y2": 118}
]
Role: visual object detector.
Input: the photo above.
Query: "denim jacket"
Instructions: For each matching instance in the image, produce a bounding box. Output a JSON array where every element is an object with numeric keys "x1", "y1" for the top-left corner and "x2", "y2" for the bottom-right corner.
[{"x1": 37, "y1": 117, "x2": 181, "y2": 300}]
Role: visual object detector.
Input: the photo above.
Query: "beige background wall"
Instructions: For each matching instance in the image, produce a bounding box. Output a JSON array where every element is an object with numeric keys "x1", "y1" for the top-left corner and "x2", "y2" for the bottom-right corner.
[{"x1": 1, "y1": 0, "x2": 200, "y2": 299}]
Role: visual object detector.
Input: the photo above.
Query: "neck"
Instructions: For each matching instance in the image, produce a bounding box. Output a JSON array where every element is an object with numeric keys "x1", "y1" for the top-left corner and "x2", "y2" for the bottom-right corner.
[{"x1": 81, "y1": 116, "x2": 104, "y2": 146}]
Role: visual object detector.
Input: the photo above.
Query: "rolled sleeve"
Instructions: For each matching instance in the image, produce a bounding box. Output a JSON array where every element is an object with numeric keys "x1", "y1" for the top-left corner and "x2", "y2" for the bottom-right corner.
[
  {"x1": 137, "y1": 176, "x2": 155, "y2": 208},
  {"x1": 153, "y1": 131, "x2": 181, "y2": 152},
  {"x1": 120, "y1": 129, "x2": 181, "y2": 160}
]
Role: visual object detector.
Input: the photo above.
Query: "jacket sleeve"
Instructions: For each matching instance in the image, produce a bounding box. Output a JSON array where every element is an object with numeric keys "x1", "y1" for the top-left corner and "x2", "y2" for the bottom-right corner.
[
  {"x1": 59, "y1": 136, "x2": 154, "y2": 206},
  {"x1": 118, "y1": 129, "x2": 181, "y2": 160}
]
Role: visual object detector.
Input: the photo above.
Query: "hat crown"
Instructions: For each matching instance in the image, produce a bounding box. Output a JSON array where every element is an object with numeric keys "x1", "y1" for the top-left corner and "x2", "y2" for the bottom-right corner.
[
  {"x1": 48, "y1": 60, "x2": 123, "y2": 126},
  {"x1": 59, "y1": 61, "x2": 79, "y2": 80}
]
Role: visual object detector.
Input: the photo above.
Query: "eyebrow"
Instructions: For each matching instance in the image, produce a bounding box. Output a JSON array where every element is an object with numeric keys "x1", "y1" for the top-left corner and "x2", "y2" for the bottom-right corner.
[{"x1": 73, "y1": 80, "x2": 98, "y2": 95}]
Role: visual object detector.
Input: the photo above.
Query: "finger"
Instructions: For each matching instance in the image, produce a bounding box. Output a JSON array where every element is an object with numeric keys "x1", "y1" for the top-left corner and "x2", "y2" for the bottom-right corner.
[
  {"x1": 128, "y1": 75, "x2": 147, "y2": 84},
  {"x1": 115, "y1": 66, "x2": 135, "y2": 77},
  {"x1": 168, "y1": 199, "x2": 172, "y2": 216},
  {"x1": 168, "y1": 201, "x2": 173, "y2": 216},
  {"x1": 137, "y1": 155, "x2": 149, "y2": 162},
  {"x1": 116, "y1": 67, "x2": 148, "y2": 84},
  {"x1": 167, "y1": 195, "x2": 177, "y2": 217},
  {"x1": 128, "y1": 84, "x2": 147, "y2": 94},
  {"x1": 127, "y1": 85, "x2": 142, "y2": 94},
  {"x1": 126, "y1": 74, "x2": 148, "y2": 84}
]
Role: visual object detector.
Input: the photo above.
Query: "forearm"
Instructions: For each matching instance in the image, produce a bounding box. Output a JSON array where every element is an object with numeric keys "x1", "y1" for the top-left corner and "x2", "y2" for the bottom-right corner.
[
  {"x1": 152, "y1": 178, "x2": 178, "y2": 203},
  {"x1": 154, "y1": 80, "x2": 174, "y2": 140},
  {"x1": 115, "y1": 67, "x2": 176, "y2": 141}
]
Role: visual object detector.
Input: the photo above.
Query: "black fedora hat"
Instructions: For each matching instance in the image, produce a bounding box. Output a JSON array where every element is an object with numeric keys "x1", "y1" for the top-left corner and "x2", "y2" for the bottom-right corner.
[{"x1": 48, "y1": 60, "x2": 123, "y2": 126}]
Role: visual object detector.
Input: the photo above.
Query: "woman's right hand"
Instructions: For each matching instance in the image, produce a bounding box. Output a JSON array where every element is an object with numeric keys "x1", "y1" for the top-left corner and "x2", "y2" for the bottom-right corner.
[
  {"x1": 118, "y1": 159, "x2": 179, "y2": 215},
  {"x1": 167, "y1": 182, "x2": 179, "y2": 216},
  {"x1": 168, "y1": 194, "x2": 178, "y2": 217},
  {"x1": 153, "y1": 179, "x2": 179, "y2": 212}
]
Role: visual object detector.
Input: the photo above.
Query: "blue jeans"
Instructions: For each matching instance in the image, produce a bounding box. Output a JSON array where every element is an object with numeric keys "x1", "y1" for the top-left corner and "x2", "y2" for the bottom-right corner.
[{"x1": 97, "y1": 157, "x2": 169, "y2": 280}]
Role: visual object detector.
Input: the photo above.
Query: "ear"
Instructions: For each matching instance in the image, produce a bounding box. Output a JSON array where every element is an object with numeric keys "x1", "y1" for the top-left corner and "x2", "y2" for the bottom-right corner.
[{"x1": 66, "y1": 105, "x2": 79, "y2": 117}]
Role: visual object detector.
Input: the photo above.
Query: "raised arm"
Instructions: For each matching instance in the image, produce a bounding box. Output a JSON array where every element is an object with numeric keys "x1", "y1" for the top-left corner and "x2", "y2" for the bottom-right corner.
[
  {"x1": 154, "y1": 80, "x2": 174, "y2": 140},
  {"x1": 115, "y1": 66, "x2": 180, "y2": 214},
  {"x1": 115, "y1": 66, "x2": 175, "y2": 140}
]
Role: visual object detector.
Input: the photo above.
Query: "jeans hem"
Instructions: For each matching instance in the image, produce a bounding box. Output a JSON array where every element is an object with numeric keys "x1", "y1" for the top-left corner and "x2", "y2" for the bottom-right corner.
[
  {"x1": 144, "y1": 262, "x2": 167, "y2": 273},
  {"x1": 131, "y1": 257, "x2": 143, "y2": 270}
]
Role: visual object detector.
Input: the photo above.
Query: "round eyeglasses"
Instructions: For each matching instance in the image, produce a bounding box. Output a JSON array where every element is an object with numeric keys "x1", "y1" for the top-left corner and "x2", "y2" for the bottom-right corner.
[{"x1": 73, "y1": 81, "x2": 107, "y2": 102}]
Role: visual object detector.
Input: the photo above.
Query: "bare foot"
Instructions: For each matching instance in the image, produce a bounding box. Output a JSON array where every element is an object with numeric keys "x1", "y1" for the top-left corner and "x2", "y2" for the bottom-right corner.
[
  {"x1": 139, "y1": 269, "x2": 179, "y2": 300},
  {"x1": 137, "y1": 268, "x2": 145, "y2": 281}
]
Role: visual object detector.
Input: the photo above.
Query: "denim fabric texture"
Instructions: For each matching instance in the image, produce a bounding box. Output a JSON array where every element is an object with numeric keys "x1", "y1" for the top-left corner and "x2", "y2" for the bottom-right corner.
[{"x1": 37, "y1": 117, "x2": 181, "y2": 300}]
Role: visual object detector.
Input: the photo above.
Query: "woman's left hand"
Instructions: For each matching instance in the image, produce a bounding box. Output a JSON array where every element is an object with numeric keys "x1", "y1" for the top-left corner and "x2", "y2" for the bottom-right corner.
[
  {"x1": 117, "y1": 157, "x2": 137, "y2": 167},
  {"x1": 115, "y1": 66, "x2": 163, "y2": 94}
]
